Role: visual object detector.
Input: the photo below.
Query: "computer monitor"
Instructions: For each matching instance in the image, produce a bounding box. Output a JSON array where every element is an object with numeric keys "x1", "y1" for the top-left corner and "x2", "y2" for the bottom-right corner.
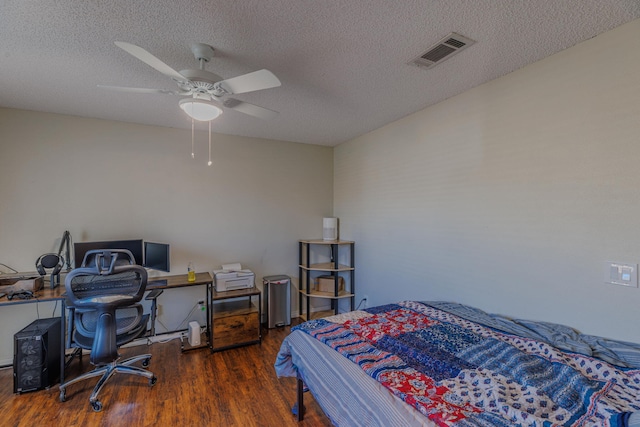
[
  {"x1": 143, "y1": 242, "x2": 170, "y2": 272},
  {"x1": 73, "y1": 239, "x2": 144, "y2": 268}
]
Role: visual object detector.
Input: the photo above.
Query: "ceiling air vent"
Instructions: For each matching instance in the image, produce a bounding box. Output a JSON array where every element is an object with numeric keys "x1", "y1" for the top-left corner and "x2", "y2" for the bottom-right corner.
[{"x1": 410, "y1": 32, "x2": 475, "y2": 70}]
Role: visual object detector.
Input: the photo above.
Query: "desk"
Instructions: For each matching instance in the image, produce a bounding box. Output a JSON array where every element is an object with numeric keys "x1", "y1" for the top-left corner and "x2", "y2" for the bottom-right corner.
[
  {"x1": 146, "y1": 272, "x2": 213, "y2": 352},
  {"x1": 1, "y1": 271, "x2": 214, "y2": 387}
]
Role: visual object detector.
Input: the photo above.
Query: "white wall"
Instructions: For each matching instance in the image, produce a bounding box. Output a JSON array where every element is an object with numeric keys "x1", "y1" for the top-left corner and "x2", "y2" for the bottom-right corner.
[
  {"x1": 0, "y1": 109, "x2": 333, "y2": 362},
  {"x1": 334, "y1": 19, "x2": 640, "y2": 343}
]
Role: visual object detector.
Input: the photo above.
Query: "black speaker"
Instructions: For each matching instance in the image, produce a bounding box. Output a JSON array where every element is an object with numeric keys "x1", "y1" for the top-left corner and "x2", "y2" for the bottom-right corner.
[{"x1": 13, "y1": 318, "x2": 61, "y2": 393}]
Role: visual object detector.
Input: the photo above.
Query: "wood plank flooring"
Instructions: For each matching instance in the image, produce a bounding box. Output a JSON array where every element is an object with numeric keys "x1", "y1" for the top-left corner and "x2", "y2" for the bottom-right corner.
[{"x1": 0, "y1": 324, "x2": 333, "y2": 427}]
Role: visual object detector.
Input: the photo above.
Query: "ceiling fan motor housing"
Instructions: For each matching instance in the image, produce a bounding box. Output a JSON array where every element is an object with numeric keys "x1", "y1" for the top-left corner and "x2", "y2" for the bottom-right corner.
[{"x1": 177, "y1": 69, "x2": 226, "y2": 96}]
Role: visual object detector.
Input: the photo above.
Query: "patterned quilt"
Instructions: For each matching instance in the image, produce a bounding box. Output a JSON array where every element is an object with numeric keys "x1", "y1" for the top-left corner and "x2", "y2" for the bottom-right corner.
[{"x1": 293, "y1": 301, "x2": 640, "y2": 427}]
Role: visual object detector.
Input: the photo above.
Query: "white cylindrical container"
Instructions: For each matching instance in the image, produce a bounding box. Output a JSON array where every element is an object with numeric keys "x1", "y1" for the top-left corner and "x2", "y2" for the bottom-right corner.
[{"x1": 323, "y1": 217, "x2": 338, "y2": 240}]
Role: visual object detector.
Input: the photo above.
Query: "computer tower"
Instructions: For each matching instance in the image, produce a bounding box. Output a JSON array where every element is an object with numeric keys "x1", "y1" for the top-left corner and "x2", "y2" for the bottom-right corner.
[{"x1": 13, "y1": 318, "x2": 61, "y2": 393}]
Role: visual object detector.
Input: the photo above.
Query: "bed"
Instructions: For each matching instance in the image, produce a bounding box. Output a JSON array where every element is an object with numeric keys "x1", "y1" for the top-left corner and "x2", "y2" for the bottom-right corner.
[{"x1": 275, "y1": 301, "x2": 640, "y2": 426}]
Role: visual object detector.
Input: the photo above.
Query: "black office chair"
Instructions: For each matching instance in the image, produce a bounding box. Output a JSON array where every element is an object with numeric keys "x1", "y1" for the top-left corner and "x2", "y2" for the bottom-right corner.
[{"x1": 59, "y1": 249, "x2": 157, "y2": 412}]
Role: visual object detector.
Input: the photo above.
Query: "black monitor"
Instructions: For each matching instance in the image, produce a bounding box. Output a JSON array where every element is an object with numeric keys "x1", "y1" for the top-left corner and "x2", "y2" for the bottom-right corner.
[
  {"x1": 143, "y1": 242, "x2": 170, "y2": 272},
  {"x1": 73, "y1": 239, "x2": 144, "y2": 268}
]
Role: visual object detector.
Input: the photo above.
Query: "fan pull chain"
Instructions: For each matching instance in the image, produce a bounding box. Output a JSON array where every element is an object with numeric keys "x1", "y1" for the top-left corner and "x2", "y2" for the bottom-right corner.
[
  {"x1": 208, "y1": 121, "x2": 212, "y2": 166},
  {"x1": 191, "y1": 118, "x2": 195, "y2": 159}
]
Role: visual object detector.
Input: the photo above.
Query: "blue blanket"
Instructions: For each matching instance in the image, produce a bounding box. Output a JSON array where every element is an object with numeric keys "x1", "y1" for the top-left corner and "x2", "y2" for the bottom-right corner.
[{"x1": 293, "y1": 301, "x2": 640, "y2": 426}]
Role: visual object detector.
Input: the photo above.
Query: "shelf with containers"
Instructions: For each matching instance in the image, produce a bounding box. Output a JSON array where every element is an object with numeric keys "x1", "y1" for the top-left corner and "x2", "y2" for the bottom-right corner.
[{"x1": 298, "y1": 239, "x2": 354, "y2": 320}]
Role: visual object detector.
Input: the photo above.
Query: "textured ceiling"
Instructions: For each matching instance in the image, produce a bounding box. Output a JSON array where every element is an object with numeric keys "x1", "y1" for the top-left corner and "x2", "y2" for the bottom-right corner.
[{"x1": 1, "y1": 1, "x2": 639, "y2": 146}]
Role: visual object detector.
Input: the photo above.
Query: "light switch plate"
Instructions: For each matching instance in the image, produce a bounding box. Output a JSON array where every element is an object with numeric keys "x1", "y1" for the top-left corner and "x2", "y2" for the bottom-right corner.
[{"x1": 604, "y1": 262, "x2": 638, "y2": 287}]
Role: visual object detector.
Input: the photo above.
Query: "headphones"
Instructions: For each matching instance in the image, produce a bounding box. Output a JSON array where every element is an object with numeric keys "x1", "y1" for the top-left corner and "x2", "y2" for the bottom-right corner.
[{"x1": 36, "y1": 253, "x2": 64, "y2": 276}]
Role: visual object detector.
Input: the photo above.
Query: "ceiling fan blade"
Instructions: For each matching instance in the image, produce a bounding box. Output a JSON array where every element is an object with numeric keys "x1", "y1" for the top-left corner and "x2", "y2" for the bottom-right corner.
[
  {"x1": 97, "y1": 84, "x2": 181, "y2": 95},
  {"x1": 223, "y1": 98, "x2": 279, "y2": 120},
  {"x1": 114, "y1": 41, "x2": 188, "y2": 83},
  {"x1": 218, "y1": 69, "x2": 281, "y2": 95}
]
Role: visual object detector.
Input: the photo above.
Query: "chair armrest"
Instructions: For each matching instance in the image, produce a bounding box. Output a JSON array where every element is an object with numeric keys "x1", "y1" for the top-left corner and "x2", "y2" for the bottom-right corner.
[{"x1": 145, "y1": 289, "x2": 164, "y2": 300}]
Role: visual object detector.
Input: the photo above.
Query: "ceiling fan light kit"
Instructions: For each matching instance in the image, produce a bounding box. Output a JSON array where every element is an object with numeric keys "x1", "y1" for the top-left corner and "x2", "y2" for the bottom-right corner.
[{"x1": 179, "y1": 98, "x2": 222, "y2": 121}]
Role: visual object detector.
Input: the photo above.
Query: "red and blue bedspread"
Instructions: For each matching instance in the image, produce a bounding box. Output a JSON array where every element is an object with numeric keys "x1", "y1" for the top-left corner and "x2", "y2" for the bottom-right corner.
[{"x1": 293, "y1": 301, "x2": 640, "y2": 427}]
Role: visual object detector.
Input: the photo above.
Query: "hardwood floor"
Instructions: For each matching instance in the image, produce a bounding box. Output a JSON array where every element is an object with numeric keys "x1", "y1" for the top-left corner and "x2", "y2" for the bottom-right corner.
[{"x1": 0, "y1": 324, "x2": 333, "y2": 427}]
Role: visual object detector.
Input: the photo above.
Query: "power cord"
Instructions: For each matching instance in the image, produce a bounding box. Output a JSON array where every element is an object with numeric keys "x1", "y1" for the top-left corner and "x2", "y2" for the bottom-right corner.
[
  {"x1": 147, "y1": 301, "x2": 202, "y2": 345},
  {"x1": 355, "y1": 296, "x2": 368, "y2": 310},
  {"x1": 176, "y1": 304, "x2": 200, "y2": 330}
]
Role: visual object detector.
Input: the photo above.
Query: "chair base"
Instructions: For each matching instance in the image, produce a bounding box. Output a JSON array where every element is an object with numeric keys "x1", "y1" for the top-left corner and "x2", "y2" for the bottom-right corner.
[{"x1": 59, "y1": 353, "x2": 157, "y2": 412}]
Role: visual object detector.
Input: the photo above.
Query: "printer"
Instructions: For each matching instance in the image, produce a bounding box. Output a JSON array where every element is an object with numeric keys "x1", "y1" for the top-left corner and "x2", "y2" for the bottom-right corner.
[{"x1": 212, "y1": 263, "x2": 255, "y2": 292}]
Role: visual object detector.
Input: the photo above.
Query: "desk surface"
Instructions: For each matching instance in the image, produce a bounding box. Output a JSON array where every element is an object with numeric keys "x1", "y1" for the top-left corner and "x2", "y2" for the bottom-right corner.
[
  {"x1": 0, "y1": 284, "x2": 64, "y2": 306},
  {"x1": 0, "y1": 272, "x2": 212, "y2": 306},
  {"x1": 147, "y1": 272, "x2": 212, "y2": 289}
]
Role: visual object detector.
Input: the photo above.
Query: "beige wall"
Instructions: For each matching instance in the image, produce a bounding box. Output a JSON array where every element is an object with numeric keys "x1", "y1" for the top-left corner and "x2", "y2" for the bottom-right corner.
[
  {"x1": 335, "y1": 19, "x2": 640, "y2": 343},
  {"x1": 0, "y1": 109, "x2": 333, "y2": 362}
]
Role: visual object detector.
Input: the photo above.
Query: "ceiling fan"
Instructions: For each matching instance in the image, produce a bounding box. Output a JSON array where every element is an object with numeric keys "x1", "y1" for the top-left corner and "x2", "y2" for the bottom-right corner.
[{"x1": 99, "y1": 41, "x2": 281, "y2": 121}]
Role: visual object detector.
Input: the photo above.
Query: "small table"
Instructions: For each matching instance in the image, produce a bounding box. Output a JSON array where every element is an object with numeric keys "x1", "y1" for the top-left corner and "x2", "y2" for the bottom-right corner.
[
  {"x1": 2, "y1": 271, "x2": 216, "y2": 384},
  {"x1": 146, "y1": 272, "x2": 213, "y2": 353},
  {"x1": 211, "y1": 286, "x2": 262, "y2": 352}
]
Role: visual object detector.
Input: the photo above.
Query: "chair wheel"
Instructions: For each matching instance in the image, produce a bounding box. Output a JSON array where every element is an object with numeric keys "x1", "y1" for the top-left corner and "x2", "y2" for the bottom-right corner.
[
  {"x1": 91, "y1": 400, "x2": 103, "y2": 412},
  {"x1": 59, "y1": 390, "x2": 66, "y2": 402},
  {"x1": 149, "y1": 376, "x2": 157, "y2": 386},
  {"x1": 142, "y1": 357, "x2": 151, "y2": 367}
]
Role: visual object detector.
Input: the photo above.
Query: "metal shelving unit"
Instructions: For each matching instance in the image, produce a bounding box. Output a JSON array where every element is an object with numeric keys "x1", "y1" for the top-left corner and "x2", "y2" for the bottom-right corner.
[{"x1": 298, "y1": 239, "x2": 354, "y2": 320}]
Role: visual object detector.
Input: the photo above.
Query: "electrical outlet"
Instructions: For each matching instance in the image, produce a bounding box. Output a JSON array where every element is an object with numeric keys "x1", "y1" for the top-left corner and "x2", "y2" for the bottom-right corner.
[
  {"x1": 157, "y1": 304, "x2": 163, "y2": 316},
  {"x1": 362, "y1": 295, "x2": 368, "y2": 309}
]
